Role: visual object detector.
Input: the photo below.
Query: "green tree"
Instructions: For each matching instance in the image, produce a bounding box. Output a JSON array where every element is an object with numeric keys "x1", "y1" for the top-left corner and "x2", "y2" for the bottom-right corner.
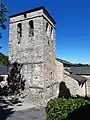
[
  {"x1": 0, "y1": 53, "x2": 9, "y2": 65},
  {"x1": 0, "y1": 1, "x2": 8, "y2": 39}
]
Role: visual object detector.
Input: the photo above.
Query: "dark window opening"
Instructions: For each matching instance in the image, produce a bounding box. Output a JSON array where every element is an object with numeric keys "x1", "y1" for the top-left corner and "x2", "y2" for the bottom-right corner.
[
  {"x1": 48, "y1": 40, "x2": 50, "y2": 45},
  {"x1": 46, "y1": 22, "x2": 49, "y2": 37},
  {"x1": 51, "y1": 72, "x2": 52, "y2": 75},
  {"x1": 51, "y1": 27, "x2": 53, "y2": 40},
  {"x1": 46, "y1": 22, "x2": 48, "y2": 31},
  {"x1": 29, "y1": 20, "x2": 34, "y2": 37},
  {"x1": 24, "y1": 13, "x2": 27, "y2": 18},
  {"x1": 17, "y1": 23, "x2": 22, "y2": 43},
  {"x1": 51, "y1": 27, "x2": 53, "y2": 34}
]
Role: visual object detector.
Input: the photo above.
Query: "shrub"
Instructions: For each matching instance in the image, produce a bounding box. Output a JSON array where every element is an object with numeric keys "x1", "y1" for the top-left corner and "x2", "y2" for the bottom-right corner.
[{"x1": 46, "y1": 98, "x2": 88, "y2": 120}]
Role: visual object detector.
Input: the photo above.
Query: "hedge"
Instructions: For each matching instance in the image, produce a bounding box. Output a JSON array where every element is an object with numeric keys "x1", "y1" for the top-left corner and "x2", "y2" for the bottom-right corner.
[{"x1": 46, "y1": 98, "x2": 88, "y2": 120}]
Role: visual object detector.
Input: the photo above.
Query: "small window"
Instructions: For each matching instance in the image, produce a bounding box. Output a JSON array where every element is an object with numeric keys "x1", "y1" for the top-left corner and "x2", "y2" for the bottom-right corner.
[
  {"x1": 24, "y1": 13, "x2": 27, "y2": 18},
  {"x1": 29, "y1": 20, "x2": 34, "y2": 37},
  {"x1": 17, "y1": 23, "x2": 22, "y2": 44},
  {"x1": 48, "y1": 40, "x2": 50, "y2": 45},
  {"x1": 46, "y1": 22, "x2": 49, "y2": 37},
  {"x1": 46, "y1": 22, "x2": 48, "y2": 31},
  {"x1": 51, "y1": 27, "x2": 53, "y2": 35},
  {"x1": 51, "y1": 27, "x2": 53, "y2": 40}
]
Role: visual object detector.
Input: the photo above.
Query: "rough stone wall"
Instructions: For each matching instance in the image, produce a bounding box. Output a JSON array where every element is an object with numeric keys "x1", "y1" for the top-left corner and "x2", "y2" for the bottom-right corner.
[
  {"x1": 44, "y1": 59, "x2": 64, "y2": 104},
  {"x1": 62, "y1": 73, "x2": 90, "y2": 98},
  {"x1": 82, "y1": 75, "x2": 90, "y2": 97},
  {"x1": 43, "y1": 18, "x2": 56, "y2": 103},
  {"x1": 21, "y1": 63, "x2": 45, "y2": 105},
  {"x1": 54, "y1": 60, "x2": 64, "y2": 96},
  {"x1": 63, "y1": 70, "x2": 85, "y2": 97},
  {"x1": 9, "y1": 10, "x2": 45, "y2": 106},
  {"x1": 9, "y1": 16, "x2": 44, "y2": 63},
  {"x1": 9, "y1": 9, "x2": 57, "y2": 106}
]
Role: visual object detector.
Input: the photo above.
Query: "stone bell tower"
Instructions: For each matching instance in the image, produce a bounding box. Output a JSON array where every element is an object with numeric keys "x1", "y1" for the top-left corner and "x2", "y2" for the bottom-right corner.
[{"x1": 9, "y1": 6, "x2": 56, "y2": 106}]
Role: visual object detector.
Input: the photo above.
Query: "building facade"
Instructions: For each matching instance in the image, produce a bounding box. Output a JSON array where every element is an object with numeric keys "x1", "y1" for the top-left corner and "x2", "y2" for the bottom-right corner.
[{"x1": 9, "y1": 6, "x2": 63, "y2": 106}]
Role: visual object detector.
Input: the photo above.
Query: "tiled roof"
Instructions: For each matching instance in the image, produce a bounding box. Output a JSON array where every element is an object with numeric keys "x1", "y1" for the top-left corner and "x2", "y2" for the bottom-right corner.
[
  {"x1": 70, "y1": 73, "x2": 87, "y2": 85},
  {"x1": 65, "y1": 67, "x2": 90, "y2": 75}
]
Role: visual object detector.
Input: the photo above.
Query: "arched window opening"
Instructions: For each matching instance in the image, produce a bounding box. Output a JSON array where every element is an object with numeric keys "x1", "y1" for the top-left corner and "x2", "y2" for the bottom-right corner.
[
  {"x1": 24, "y1": 13, "x2": 27, "y2": 18},
  {"x1": 46, "y1": 22, "x2": 48, "y2": 31},
  {"x1": 51, "y1": 27, "x2": 53, "y2": 40},
  {"x1": 29, "y1": 20, "x2": 34, "y2": 37},
  {"x1": 51, "y1": 27, "x2": 53, "y2": 35},
  {"x1": 46, "y1": 22, "x2": 49, "y2": 37},
  {"x1": 17, "y1": 23, "x2": 22, "y2": 44}
]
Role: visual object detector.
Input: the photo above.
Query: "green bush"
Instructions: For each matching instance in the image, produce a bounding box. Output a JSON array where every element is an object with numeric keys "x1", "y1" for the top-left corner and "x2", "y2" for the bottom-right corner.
[{"x1": 46, "y1": 98, "x2": 88, "y2": 120}]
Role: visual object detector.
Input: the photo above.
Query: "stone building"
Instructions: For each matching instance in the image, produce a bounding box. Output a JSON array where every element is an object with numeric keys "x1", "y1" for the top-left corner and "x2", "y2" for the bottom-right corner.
[
  {"x1": 9, "y1": 6, "x2": 61, "y2": 106},
  {"x1": 56, "y1": 58, "x2": 90, "y2": 97},
  {"x1": 9, "y1": 6, "x2": 90, "y2": 106}
]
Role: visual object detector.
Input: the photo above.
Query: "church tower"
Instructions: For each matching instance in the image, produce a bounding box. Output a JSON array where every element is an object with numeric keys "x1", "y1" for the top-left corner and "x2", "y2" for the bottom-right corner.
[{"x1": 9, "y1": 6, "x2": 56, "y2": 105}]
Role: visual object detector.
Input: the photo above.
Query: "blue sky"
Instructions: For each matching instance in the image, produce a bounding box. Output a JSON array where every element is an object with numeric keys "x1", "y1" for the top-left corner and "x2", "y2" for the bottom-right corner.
[{"x1": 1, "y1": 0, "x2": 90, "y2": 64}]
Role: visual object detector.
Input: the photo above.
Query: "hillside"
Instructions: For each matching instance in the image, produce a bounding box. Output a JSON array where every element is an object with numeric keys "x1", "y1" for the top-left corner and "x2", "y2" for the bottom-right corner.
[{"x1": 0, "y1": 53, "x2": 9, "y2": 66}]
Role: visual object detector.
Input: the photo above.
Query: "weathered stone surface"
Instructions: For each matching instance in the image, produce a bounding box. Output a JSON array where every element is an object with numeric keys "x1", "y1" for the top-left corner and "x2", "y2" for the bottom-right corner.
[
  {"x1": 63, "y1": 71, "x2": 86, "y2": 97},
  {"x1": 9, "y1": 7, "x2": 58, "y2": 106},
  {"x1": 82, "y1": 75, "x2": 90, "y2": 97}
]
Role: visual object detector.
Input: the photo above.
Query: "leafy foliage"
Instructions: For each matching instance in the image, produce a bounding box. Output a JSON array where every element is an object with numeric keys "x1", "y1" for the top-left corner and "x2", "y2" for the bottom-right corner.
[
  {"x1": 0, "y1": 1, "x2": 8, "y2": 38},
  {"x1": 46, "y1": 98, "x2": 88, "y2": 120},
  {"x1": 0, "y1": 53, "x2": 9, "y2": 66},
  {"x1": 8, "y1": 62, "x2": 25, "y2": 95}
]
